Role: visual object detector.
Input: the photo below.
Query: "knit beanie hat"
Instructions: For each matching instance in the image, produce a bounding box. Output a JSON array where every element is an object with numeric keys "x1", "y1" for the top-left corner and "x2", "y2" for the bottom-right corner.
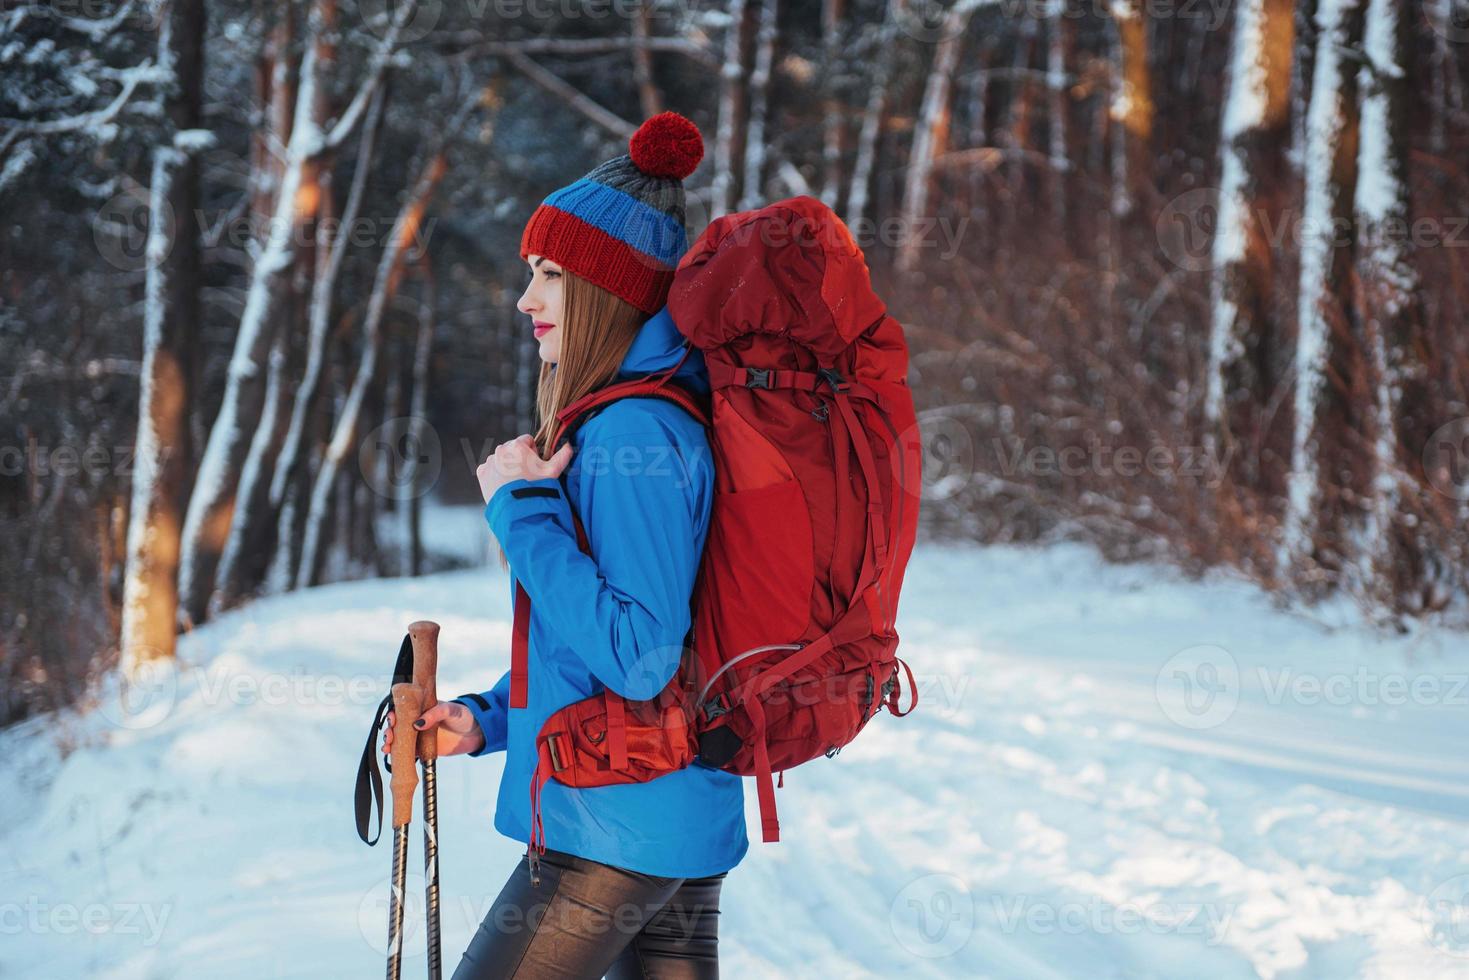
[{"x1": 520, "y1": 111, "x2": 704, "y2": 315}]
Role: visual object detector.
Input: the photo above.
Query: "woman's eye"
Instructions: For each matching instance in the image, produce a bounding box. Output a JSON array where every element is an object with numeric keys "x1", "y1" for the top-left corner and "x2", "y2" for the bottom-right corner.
[{"x1": 544, "y1": 270, "x2": 560, "y2": 279}]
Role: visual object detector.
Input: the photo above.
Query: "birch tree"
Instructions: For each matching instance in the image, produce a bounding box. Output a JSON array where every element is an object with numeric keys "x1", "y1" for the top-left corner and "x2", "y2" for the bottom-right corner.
[
  {"x1": 845, "y1": 0, "x2": 903, "y2": 227},
  {"x1": 1108, "y1": 0, "x2": 1152, "y2": 217},
  {"x1": 1203, "y1": 0, "x2": 1293, "y2": 472},
  {"x1": 1280, "y1": 0, "x2": 1366, "y2": 579},
  {"x1": 1353, "y1": 0, "x2": 1435, "y2": 607},
  {"x1": 119, "y1": 0, "x2": 206, "y2": 674},
  {"x1": 297, "y1": 151, "x2": 448, "y2": 588},
  {"x1": 711, "y1": 0, "x2": 756, "y2": 217},
  {"x1": 176, "y1": 0, "x2": 412, "y2": 627},
  {"x1": 737, "y1": 0, "x2": 779, "y2": 212},
  {"x1": 895, "y1": 0, "x2": 987, "y2": 273},
  {"x1": 819, "y1": 0, "x2": 847, "y2": 212}
]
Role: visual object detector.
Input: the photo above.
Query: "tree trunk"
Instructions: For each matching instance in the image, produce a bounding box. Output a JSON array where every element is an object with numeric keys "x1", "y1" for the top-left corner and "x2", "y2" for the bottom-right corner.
[
  {"x1": 738, "y1": 0, "x2": 779, "y2": 212},
  {"x1": 1354, "y1": 0, "x2": 1437, "y2": 610},
  {"x1": 298, "y1": 152, "x2": 448, "y2": 588},
  {"x1": 895, "y1": 0, "x2": 982, "y2": 273},
  {"x1": 1203, "y1": 0, "x2": 1294, "y2": 489},
  {"x1": 1045, "y1": 0, "x2": 1069, "y2": 221},
  {"x1": 631, "y1": 2, "x2": 662, "y2": 118},
  {"x1": 1280, "y1": 0, "x2": 1367, "y2": 584},
  {"x1": 176, "y1": 0, "x2": 407, "y2": 627},
  {"x1": 819, "y1": 0, "x2": 847, "y2": 212},
  {"x1": 119, "y1": 0, "x2": 205, "y2": 675},
  {"x1": 711, "y1": 0, "x2": 757, "y2": 217},
  {"x1": 1109, "y1": 0, "x2": 1153, "y2": 216},
  {"x1": 845, "y1": 0, "x2": 900, "y2": 228}
]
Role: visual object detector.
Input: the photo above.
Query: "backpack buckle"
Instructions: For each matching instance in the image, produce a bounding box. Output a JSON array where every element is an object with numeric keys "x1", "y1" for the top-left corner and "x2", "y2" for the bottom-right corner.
[
  {"x1": 702, "y1": 693, "x2": 731, "y2": 722},
  {"x1": 745, "y1": 367, "x2": 772, "y2": 389},
  {"x1": 818, "y1": 367, "x2": 849, "y2": 393}
]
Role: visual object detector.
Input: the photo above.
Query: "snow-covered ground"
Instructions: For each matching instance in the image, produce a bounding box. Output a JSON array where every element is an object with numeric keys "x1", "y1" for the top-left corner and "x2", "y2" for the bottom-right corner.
[{"x1": 5, "y1": 524, "x2": 1469, "y2": 979}]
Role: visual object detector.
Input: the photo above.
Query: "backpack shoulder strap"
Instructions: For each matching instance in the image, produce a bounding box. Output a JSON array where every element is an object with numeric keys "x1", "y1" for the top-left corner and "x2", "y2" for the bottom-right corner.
[{"x1": 551, "y1": 372, "x2": 711, "y2": 450}]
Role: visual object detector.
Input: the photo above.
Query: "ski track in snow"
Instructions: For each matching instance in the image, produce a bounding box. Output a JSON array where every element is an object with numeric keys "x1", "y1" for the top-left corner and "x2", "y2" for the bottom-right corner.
[{"x1": 4, "y1": 533, "x2": 1469, "y2": 979}]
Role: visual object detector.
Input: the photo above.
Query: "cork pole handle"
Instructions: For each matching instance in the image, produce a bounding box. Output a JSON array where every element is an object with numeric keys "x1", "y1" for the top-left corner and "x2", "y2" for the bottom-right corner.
[
  {"x1": 409, "y1": 620, "x2": 440, "y2": 762},
  {"x1": 390, "y1": 683, "x2": 423, "y2": 829}
]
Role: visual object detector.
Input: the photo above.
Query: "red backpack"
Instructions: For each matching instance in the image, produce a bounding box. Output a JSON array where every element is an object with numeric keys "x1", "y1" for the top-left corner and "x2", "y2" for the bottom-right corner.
[{"x1": 517, "y1": 196, "x2": 923, "y2": 858}]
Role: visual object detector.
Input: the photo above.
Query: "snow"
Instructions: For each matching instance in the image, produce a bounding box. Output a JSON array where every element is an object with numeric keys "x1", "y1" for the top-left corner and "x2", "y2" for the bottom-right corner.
[{"x1": 5, "y1": 527, "x2": 1469, "y2": 977}]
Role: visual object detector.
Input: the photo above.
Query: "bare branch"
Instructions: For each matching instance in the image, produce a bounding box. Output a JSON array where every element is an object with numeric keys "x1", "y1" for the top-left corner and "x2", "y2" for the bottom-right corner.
[
  {"x1": 445, "y1": 35, "x2": 718, "y2": 68},
  {"x1": 0, "y1": 62, "x2": 163, "y2": 135},
  {"x1": 502, "y1": 50, "x2": 636, "y2": 139}
]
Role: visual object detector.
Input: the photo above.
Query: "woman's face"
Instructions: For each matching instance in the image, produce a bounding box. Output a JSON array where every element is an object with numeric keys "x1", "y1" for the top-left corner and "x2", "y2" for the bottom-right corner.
[{"x1": 517, "y1": 254, "x2": 564, "y2": 363}]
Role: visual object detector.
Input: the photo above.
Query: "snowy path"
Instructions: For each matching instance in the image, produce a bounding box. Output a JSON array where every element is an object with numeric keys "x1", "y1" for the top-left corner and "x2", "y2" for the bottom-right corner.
[{"x1": 4, "y1": 538, "x2": 1469, "y2": 978}]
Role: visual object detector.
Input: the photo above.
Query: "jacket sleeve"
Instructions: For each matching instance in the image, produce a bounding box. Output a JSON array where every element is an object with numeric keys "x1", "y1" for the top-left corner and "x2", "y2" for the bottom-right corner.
[
  {"x1": 483, "y1": 419, "x2": 708, "y2": 702},
  {"x1": 451, "y1": 666, "x2": 512, "y2": 757}
]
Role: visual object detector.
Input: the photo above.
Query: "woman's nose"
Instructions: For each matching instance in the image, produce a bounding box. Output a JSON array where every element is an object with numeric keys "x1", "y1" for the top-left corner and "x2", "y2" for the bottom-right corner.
[{"x1": 516, "y1": 284, "x2": 536, "y2": 314}]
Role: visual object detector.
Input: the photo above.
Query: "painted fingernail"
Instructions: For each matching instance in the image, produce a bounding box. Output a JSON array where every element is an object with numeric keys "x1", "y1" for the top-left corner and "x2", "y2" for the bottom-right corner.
[{"x1": 414, "y1": 720, "x2": 425, "y2": 729}]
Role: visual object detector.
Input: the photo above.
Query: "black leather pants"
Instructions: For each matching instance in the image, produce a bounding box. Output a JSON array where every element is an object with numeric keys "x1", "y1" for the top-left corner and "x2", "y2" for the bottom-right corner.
[{"x1": 450, "y1": 847, "x2": 726, "y2": 979}]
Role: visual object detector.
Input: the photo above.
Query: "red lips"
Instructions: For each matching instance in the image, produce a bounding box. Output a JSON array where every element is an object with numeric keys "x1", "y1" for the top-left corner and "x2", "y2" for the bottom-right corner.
[{"x1": 533, "y1": 320, "x2": 554, "y2": 338}]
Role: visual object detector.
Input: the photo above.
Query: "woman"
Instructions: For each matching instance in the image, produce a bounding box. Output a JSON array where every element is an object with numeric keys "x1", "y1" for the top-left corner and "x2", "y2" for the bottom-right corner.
[{"x1": 382, "y1": 111, "x2": 746, "y2": 979}]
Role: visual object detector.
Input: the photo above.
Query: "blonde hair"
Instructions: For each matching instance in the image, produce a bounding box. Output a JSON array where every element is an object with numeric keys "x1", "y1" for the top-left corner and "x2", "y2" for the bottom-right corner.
[{"x1": 497, "y1": 269, "x2": 650, "y2": 570}]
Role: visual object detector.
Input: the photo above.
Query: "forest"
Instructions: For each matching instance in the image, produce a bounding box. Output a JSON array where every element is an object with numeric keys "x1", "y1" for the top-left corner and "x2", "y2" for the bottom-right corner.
[{"x1": 2, "y1": 0, "x2": 1467, "y2": 728}]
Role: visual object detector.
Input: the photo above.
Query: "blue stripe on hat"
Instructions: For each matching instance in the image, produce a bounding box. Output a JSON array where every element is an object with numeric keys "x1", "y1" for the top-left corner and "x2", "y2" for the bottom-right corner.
[{"x1": 540, "y1": 177, "x2": 689, "y2": 266}]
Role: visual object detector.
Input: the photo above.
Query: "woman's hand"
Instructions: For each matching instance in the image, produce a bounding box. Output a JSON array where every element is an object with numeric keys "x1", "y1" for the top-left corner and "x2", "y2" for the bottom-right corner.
[
  {"x1": 477, "y1": 433, "x2": 575, "y2": 505},
  {"x1": 381, "y1": 701, "x2": 486, "y2": 758}
]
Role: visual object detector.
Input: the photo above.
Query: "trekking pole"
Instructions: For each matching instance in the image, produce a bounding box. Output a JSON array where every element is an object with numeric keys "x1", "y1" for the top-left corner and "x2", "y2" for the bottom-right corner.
[
  {"x1": 387, "y1": 682, "x2": 423, "y2": 980},
  {"x1": 408, "y1": 620, "x2": 442, "y2": 980}
]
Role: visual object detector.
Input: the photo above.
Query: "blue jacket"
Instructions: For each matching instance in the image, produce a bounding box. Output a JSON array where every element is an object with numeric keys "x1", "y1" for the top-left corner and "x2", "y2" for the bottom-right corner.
[{"x1": 452, "y1": 304, "x2": 750, "y2": 879}]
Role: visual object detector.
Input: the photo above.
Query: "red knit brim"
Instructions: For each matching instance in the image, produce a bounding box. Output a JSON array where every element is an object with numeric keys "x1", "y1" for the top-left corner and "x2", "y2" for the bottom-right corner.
[{"x1": 520, "y1": 205, "x2": 675, "y2": 315}]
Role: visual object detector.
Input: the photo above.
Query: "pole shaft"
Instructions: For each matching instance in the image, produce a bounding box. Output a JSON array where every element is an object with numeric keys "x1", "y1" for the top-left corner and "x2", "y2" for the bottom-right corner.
[{"x1": 387, "y1": 826, "x2": 409, "y2": 980}]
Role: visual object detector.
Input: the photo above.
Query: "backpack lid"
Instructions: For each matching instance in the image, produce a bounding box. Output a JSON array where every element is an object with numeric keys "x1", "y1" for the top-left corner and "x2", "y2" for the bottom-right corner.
[{"x1": 667, "y1": 196, "x2": 890, "y2": 367}]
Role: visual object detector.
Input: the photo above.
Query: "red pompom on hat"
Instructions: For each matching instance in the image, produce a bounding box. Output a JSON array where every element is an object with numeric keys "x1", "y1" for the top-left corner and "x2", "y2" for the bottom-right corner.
[{"x1": 628, "y1": 111, "x2": 704, "y2": 180}]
